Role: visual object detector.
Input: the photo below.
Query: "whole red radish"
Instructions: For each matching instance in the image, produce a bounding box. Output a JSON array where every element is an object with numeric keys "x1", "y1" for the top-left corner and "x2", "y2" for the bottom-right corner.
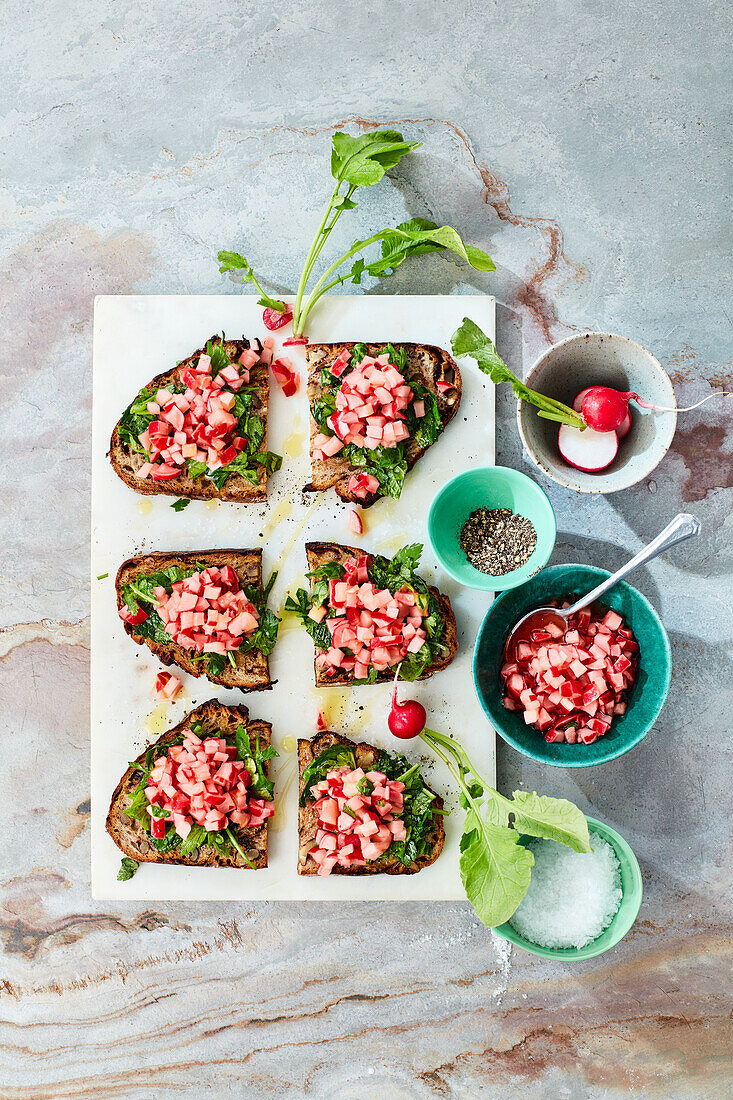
[
  {"x1": 580, "y1": 384, "x2": 730, "y2": 434},
  {"x1": 388, "y1": 680, "x2": 426, "y2": 739},
  {"x1": 580, "y1": 386, "x2": 630, "y2": 432}
]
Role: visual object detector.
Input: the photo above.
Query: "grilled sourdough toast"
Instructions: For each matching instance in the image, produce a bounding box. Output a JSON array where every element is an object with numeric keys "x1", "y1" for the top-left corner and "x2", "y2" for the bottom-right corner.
[
  {"x1": 302, "y1": 541, "x2": 457, "y2": 686},
  {"x1": 109, "y1": 335, "x2": 273, "y2": 502},
  {"x1": 305, "y1": 342, "x2": 461, "y2": 507},
  {"x1": 116, "y1": 548, "x2": 276, "y2": 691},
  {"x1": 297, "y1": 731, "x2": 445, "y2": 875},
  {"x1": 107, "y1": 700, "x2": 273, "y2": 869}
]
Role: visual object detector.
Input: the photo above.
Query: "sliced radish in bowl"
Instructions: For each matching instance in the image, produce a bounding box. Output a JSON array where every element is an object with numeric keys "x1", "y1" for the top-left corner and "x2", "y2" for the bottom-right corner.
[{"x1": 558, "y1": 423, "x2": 618, "y2": 472}]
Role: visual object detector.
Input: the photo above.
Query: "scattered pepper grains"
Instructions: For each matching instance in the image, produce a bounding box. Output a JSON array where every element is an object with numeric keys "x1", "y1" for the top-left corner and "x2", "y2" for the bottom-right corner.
[{"x1": 460, "y1": 507, "x2": 537, "y2": 576}]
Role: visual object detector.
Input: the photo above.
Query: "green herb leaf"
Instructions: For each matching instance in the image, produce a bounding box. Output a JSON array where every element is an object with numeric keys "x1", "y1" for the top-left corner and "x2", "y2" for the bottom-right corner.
[
  {"x1": 186, "y1": 459, "x2": 208, "y2": 479},
  {"x1": 451, "y1": 318, "x2": 585, "y2": 430},
  {"x1": 117, "y1": 857, "x2": 140, "y2": 881},
  {"x1": 330, "y1": 130, "x2": 421, "y2": 188},
  {"x1": 224, "y1": 826, "x2": 256, "y2": 868},
  {"x1": 171, "y1": 498, "x2": 190, "y2": 512},
  {"x1": 459, "y1": 820, "x2": 535, "y2": 927},
  {"x1": 217, "y1": 250, "x2": 286, "y2": 313},
  {"x1": 284, "y1": 589, "x2": 332, "y2": 650},
  {"x1": 507, "y1": 791, "x2": 591, "y2": 853},
  {"x1": 150, "y1": 829, "x2": 182, "y2": 854},
  {"x1": 180, "y1": 824, "x2": 208, "y2": 856}
]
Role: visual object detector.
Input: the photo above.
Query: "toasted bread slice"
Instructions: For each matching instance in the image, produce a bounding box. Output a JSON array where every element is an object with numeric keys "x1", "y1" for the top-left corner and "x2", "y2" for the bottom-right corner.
[
  {"x1": 297, "y1": 731, "x2": 445, "y2": 875},
  {"x1": 109, "y1": 335, "x2": 270, "y2": 502},
  {"x1": 116, "y1": 548, "x2": 274, "y2": 691},
  {"x1": 305, "y1": 342, "x2": 461, "y2": 507},
  {"x1": 107, "y1": 700, "x2": 272, "y2": 869},
  {"x1": 304, "y1": 541, "x2": 457, "y2": 686}
]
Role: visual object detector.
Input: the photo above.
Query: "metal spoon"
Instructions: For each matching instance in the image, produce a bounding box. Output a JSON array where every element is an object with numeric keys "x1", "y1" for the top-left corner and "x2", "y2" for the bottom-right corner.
[{"x1": 505, "y1": 512, "x2": 701, "y2": 656}]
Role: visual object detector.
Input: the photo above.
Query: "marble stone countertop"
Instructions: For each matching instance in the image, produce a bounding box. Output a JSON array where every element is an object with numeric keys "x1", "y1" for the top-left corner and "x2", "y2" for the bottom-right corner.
[{"x1": 1, "y1": 1, "x2": 730, "y2": 1096}]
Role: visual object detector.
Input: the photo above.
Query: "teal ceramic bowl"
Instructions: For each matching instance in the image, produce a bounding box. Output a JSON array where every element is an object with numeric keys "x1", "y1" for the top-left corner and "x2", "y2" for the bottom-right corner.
[
  {"x1": 473, "y1": 563, "x2": 671, "y2": 766},
  {"x1": 427, "y1": 466, "x2": 557, "y2": 591},
  {"x1": 493, "y1": 816, "x2": 643, "y2": 960}
]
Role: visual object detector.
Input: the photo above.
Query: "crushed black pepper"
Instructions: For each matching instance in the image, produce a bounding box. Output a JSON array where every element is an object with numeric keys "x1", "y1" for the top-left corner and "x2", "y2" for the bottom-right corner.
[{"x1": 460, "y1": 507, "x2": 537, "y2": 576}]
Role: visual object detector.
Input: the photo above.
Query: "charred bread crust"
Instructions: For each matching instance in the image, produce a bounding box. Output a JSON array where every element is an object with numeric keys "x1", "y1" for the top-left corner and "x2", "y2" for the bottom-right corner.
[
  {"x1": 115, "y1": 548, "x2": 272, "y2": 692},
  {"x1": 297, "y1": 731, "x2": 445, "y2": 875},
  {"x1": 305, "y1": 342, "x2": 462, "y2": 507},
  {"x1": 106, "y1": 700, "x2": 270, "y2": 869},
  {"x1": 109, "y1": 336, "x2": 269, "y2": 502},
  {"x1": 304, "y1": 541, "x2": 457, "y2": 685}
]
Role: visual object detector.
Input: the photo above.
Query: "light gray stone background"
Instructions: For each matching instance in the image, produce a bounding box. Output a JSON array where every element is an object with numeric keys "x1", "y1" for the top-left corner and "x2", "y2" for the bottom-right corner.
[{"x1": 1, "y1": 1, "x2": 731, "y2": 1096}]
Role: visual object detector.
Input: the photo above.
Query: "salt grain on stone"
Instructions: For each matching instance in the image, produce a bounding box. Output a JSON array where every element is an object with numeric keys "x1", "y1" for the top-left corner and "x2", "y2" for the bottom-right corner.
[{"x1": 509, "y1": 835, "x2": 622, "y2": 949}]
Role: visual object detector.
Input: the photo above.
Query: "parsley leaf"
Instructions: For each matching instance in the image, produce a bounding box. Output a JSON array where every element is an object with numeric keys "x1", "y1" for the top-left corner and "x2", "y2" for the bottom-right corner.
[
  {"x1": 117, "y1": 857, "x2": 139, "y2": 881},
  {"x1": 171, "y1": 498, "x2": 190, "y2": 512}
]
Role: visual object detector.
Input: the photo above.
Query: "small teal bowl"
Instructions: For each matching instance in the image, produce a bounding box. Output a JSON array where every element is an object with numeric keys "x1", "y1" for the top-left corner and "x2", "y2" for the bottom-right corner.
[
  {"x1": 427, "y1": 466, "x2": 557, "y2": 591},
  {"x1": 473, "y1": 563, "x2": 671, "y2": 766},
  {"x1": 493, "y1": 816, "x2": 643, "y2": 960}
]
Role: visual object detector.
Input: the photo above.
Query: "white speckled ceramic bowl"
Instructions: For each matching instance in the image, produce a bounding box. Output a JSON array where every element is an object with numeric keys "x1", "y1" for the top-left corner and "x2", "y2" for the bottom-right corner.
[{"x1": 518, "y1": 332, "x2": 677, "y2": 493}]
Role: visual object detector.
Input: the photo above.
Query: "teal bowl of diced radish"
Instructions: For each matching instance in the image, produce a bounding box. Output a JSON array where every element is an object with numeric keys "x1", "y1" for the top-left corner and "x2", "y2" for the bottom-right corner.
[
  {"x1": 493, "y1": 816, "x2": 643, "y2": 959},
  {"x1": 473, "y1": 563, "x2": 671, "y2": 766}
]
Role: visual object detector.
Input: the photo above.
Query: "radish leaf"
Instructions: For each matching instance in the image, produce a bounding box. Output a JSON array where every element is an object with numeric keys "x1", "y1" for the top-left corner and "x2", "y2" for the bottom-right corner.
[
  {"x1": 217, "y1": 250, "x2": 287, "y2": 312},
  {"x1": 508, "y1": 791, "x2": 591, "y2": 852},
  {"x1": 460, "y1": 820, "x2": 534, "y2": 927},
  {"x1": 420, "y1": 727, "x2": 591, "y2": 927},
  {"x1": 451, "y1": 317, "x2": 586, "y2": 430}
]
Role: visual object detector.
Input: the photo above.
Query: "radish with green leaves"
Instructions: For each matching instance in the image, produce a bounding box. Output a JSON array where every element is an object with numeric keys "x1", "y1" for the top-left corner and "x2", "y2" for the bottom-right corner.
[
  {"x1": 452, "y1": 318, "x2": 730, "y2": 475},
  {"x1": 219, "y1": 130, "x2": 495, "y2": 336},
  {"x1": 387, "y1": 680, "x2": 591, "y2": 927}
]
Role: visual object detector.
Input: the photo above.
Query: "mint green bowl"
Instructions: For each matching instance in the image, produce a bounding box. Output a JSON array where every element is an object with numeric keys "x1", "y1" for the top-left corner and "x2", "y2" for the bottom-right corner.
[
  {"x1": 473, "y1": 564, "x2": 671, "y2": 766},
  {"x1": 427, "y1": 466, "x2": 556, "y2": 591},
  {"x1": 493, "y1": 816, "x2": 643, "y2": 960}
]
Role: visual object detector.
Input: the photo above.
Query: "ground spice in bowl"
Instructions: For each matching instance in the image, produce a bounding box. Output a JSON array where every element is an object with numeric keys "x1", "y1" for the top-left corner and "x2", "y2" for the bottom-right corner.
[{"x1": 460, "y1": 507, "x2": 537, "y2": 576}]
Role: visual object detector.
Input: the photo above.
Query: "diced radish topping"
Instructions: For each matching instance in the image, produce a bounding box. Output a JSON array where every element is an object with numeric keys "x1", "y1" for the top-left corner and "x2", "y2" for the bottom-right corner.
[
  {"x1": 348, "y1": 510, "x2": 363, "y2": 536},
  {"x1": 307, "y1": 764, "x2": 409, "y2": 874},
  {"x1": 119, "y1": 605, "x2": 148, "y2": 626},
  {"x1": 149, "y1": 565, "x2": 259, "y2": 656},
  {"x1": 346, "y1": 472, "x2": 379, "y2": 500},
  {"x1": 312, "y1": 555, "x2": 427, "y2": 678},
  {"x1": 271, "y1": 356, "x2": 300, "y2": 397},
  {"x1": 282, "y1": 337, "x2": 308, "y2": 346},
  {"x1": 501, "y1": 602, "x2": 638, "y2": 746},
  {"x1": 154, "y1": 671, "x2": 183, "y2": 700},
  {"x1": 142, "y1": 726, "x2": 273, "y2": 843},
  {"x1": 316, "y1": 351, "x2": 421, "y2": 464},
  {"x1": 133, "y1": 341, "x2": 262, "y2": 481}
]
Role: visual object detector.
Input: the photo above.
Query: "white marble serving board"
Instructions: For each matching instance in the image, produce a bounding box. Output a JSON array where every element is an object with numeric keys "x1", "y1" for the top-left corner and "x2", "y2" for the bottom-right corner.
[{"x1": 91, "y1": 294, "x2": 496, "y2": 900}]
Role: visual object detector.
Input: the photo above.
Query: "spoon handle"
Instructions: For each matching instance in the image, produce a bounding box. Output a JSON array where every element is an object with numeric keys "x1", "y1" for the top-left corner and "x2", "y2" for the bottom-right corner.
[{"x1": 564, "y1": 513, "x2": 702, "y2": 617}]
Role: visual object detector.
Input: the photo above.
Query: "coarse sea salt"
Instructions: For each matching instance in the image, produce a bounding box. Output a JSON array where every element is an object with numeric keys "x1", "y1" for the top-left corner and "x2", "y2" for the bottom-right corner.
[{"x1": 509, "y1": 835, "x2": 622, "y2": 949}]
